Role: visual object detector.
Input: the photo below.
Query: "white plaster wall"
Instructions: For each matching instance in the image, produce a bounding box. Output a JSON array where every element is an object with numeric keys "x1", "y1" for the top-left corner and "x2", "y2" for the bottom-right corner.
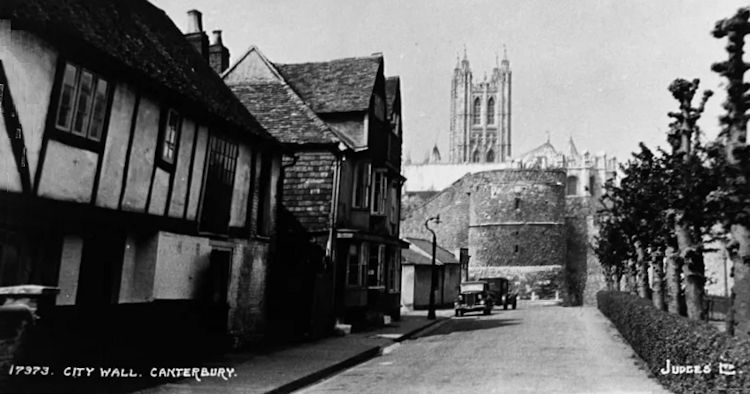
[
  {"x1": 37, "y1": 139, "x2": 97, "y2": 203},
  {"x1": 57, "y1": 235, "x2": 83, "y2": 306},
  {"x1": 118, "y1": 232, "x2": 158, "y2": 303},
  {"x1": 167, "y1": 117, "x2": 196, "y2": 218},
  {"x1": 152, "y1": 232, "x2": 211, "y2": 300},
  {"x1": 121, "y1": 95, "x2": 158, "y2": 212},
  {"x1": 4, "y1": 26, "x2": 57, "y2": 181},
  {"x1": 400, "y1": 264, "x2": 415, "y2": 309},
  {"x1": 229, "y1": 143, "x2": 252, "y2": 228},
  {"x1": 96, "y1": 83, "x2": 136, "y2": 209},
  {"x1": 148, "y1": 167, "x2": 169, "y2": 215},
  {"x1": 0, "y1": 105, "x2": 21, "y2": 192},
  {"x1": 186, "y1": 125, "x2": 208, "y2": 220}
]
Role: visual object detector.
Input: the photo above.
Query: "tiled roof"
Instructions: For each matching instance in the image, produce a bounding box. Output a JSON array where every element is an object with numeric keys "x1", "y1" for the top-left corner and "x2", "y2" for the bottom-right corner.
[
  {"x1": 385, "y1": 76, "x2": 400, "y2": 119},
  {"x1": 281, "y1": 151, "x2": 336, "y2": 233},
  {"x1": 402, "y1": 237, "x2": 459, "y2": 266},
  {"x1": 1, "y1": 0, "x2": 277, "y2": 143},
  {"x1": 275, "y1": 55, "x2": 382, "y2": 113},
  {"x1": 230, "y1": 82, "x2": 338, "y2": 145}
]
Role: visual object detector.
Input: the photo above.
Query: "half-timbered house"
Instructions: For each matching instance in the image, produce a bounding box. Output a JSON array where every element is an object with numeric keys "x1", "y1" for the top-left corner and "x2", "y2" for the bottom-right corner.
[{"x1": 0, "y1": 0, "x2": 283, "y2": 355}]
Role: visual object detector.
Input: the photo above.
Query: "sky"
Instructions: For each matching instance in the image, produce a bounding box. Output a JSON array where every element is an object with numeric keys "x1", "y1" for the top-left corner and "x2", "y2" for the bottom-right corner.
[{"x1": 152, "y1": 0, "x2": 748, "y2": 164}]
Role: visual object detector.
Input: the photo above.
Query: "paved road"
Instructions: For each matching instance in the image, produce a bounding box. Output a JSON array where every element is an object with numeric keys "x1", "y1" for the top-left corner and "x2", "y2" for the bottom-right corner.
[{"x1": 299, "y1": 302, "x2": 670, "y2": 394}]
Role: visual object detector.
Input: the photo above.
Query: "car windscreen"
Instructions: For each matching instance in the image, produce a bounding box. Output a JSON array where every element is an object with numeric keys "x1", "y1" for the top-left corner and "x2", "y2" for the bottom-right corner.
[{"x1": 460, "y1": 283, "x2": 485, "y2": 292}]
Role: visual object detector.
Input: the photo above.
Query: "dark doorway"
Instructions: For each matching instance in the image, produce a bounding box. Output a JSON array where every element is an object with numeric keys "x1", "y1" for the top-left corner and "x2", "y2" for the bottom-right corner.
[
  {"x1": 202, "y1": 249, "x2": 231, "y2": 335},
  {"x1": 207, "y1": 249, "x2": 231, "y2": 305},
  {"x1": 76, "y1": 232, "x2": 126, "y2": 306}
]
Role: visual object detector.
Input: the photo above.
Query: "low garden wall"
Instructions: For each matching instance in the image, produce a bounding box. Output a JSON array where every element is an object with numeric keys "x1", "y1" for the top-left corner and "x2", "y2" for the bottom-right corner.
[{"x1": 597, "y1": 290, "x2": 750, "y2": 393}]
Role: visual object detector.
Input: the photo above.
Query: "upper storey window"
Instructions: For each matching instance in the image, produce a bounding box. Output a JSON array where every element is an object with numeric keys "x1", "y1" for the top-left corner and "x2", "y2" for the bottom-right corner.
[
  {"x1": 55, "y1": 62, "x2": 110, "y2": 144},
  {"x1": 158, "y1": 109, "x2": 181, "y2": 167},
  {"x1": 487, "y1": 97, "x2": 495, "y2": 124},
  {"x1": 199, "y1": 134, "x2": 239, "y2": 234},
  {"x1": 472, "y1": 97, "x2": 481, "y2": 125},
  {"x1": 353, "y1": 162, "x2": 371, "y2": 209}
]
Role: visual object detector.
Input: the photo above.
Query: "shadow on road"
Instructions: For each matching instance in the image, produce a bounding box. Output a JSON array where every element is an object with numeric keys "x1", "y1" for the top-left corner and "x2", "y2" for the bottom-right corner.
[{"x1": 417, "y1": 317, "x2": 522, "y2": 338}]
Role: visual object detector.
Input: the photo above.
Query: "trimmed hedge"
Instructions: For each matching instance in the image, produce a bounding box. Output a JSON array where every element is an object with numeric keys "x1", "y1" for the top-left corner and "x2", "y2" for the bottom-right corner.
[{"x1": 597, "y1": 291, "x2": 750, "y2": 393}]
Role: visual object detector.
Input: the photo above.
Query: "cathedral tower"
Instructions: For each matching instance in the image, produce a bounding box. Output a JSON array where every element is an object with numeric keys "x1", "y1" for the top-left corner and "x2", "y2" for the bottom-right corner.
[{"x1": 449, "y1": 49, "x2": 512, "y2": 163}]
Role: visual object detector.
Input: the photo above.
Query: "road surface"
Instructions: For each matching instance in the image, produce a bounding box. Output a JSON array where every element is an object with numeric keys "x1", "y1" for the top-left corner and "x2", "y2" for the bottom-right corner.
[{"x1": 299, "y1": 302, "x2": 670, "y2": 393}]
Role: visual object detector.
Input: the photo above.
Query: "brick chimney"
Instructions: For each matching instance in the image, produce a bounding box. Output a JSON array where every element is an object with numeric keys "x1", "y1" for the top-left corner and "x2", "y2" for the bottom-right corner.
[
  {"x1": 209, "y1": 30, "x2": 230, "y2": 74},
  {"x1": 184, "y1": 10, "x2": 208, "y2": 61}
]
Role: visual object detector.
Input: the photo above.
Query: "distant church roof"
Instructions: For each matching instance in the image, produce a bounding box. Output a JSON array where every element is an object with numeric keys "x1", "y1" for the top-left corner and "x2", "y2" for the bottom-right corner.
[{"x1": 515, "y1": 140, "x2": 559, "y2": 163}]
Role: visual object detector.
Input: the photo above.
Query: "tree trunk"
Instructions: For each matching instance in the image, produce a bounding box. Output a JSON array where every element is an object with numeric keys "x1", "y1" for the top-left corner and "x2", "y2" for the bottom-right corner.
[
  {"x1": 652, "y1": 250, "x2": 666, "y2": 311},
  {"x1": 665, "y1": 245, "x2": 685, "y2": 316},
  {"x1": 604, "y1": 266, "x2": 614, "y2": 291},
  {"x1": 625, "y1": 259, "x2": 637, "y2": 294},
  {"x1": 730, "y1": 224, "x2": 750, "y2": 336},
  {"x1": 614, "y1": 271, "x2": 622, "y2": 291},
  {"x1": 675, "y1": 215, "x2": 705, "y2": 320},
  {"x1": 634, "y1": 242, "x2": 651, "y2": 299},
  {"x1": 725, "y1": 238, "x2": 738, "y2": 335}
]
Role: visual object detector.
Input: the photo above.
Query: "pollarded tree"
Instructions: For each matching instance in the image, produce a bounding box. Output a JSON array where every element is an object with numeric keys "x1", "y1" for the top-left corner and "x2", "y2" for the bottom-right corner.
[
  {"x1": 712, "y1": 7, "x2": 750, "y2": 336},
  {"x1": 663, "y1": 78, "x2": 714, "y2": 320}
]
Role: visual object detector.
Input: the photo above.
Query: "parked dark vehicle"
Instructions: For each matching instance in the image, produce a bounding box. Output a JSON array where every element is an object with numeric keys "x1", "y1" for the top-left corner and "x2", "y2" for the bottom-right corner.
[
  {"x1": 479, "y1": 277, "x2": 517, "y2": 310},
  {"x1": 454, "y1": 281, "x2": 494, "y2": 316}
]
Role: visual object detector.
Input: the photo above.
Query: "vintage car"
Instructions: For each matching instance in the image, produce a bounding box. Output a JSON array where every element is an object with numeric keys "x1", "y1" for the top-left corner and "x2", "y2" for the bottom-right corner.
[
  {"x1": 479, "y1": 277, "x2": 518, "y2": 310},
  {"x1": 454, "y1": 281, "x2": 494, "y2": 316}
]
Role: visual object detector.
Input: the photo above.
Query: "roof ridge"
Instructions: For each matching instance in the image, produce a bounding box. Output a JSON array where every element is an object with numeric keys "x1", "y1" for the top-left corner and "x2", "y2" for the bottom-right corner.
[{"x1": 275, "y1": 54, "x2": 382, "y2": 67}]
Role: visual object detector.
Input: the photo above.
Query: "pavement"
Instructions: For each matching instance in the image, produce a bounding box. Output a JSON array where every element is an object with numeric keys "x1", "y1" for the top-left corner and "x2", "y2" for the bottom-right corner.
[
  {"x1": 299, "y1": 301, "x2": 671, "y2": 394},
  {"x1": 136, "y1": 308, "x2": 454, "y2": 394}
]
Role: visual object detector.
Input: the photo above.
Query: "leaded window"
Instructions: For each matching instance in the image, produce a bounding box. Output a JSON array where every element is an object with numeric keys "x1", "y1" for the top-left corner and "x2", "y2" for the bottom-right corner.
[{"x1": 55, "y1": 62, "x2": 110, "y2": 143}]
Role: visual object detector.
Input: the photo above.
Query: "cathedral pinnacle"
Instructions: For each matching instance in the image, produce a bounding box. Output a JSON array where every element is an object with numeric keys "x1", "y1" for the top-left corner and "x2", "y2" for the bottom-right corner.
[
  {"x1": 501, "y1": 45, "x2": 510, "y2": 70},
  {"x1": 460, "y1": 45, "x2": 470, "y2": 70}
]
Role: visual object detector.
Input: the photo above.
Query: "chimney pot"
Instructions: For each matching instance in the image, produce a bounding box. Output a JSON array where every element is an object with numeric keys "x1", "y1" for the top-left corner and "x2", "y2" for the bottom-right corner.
[
  {"x1": 211, "y1": 30, "x2": 223, "y2": 46},
  {"x1": 186, "y1": 9, "x2": 203, "y2": 33}
]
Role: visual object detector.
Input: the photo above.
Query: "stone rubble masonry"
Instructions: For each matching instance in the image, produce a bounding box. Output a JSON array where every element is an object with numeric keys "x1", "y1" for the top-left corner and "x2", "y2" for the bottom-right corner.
[
  {"x1": 402, "y1": 168, "x2": 602, "y2": 305},
  {"x1": 468, "y1": 170, "x2": 566, "y2": 268}
]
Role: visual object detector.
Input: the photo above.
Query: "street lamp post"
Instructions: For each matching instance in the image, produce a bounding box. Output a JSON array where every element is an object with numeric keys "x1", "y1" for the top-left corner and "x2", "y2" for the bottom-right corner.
[{"x1": 425, "y1": 215, "x2": 441, "y2": 320}]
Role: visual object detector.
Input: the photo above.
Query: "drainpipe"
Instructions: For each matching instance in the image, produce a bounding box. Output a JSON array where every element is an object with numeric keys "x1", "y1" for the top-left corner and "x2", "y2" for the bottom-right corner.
[{"x1": 329, "y1": 144, "x2": 345, "y2": 323}]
